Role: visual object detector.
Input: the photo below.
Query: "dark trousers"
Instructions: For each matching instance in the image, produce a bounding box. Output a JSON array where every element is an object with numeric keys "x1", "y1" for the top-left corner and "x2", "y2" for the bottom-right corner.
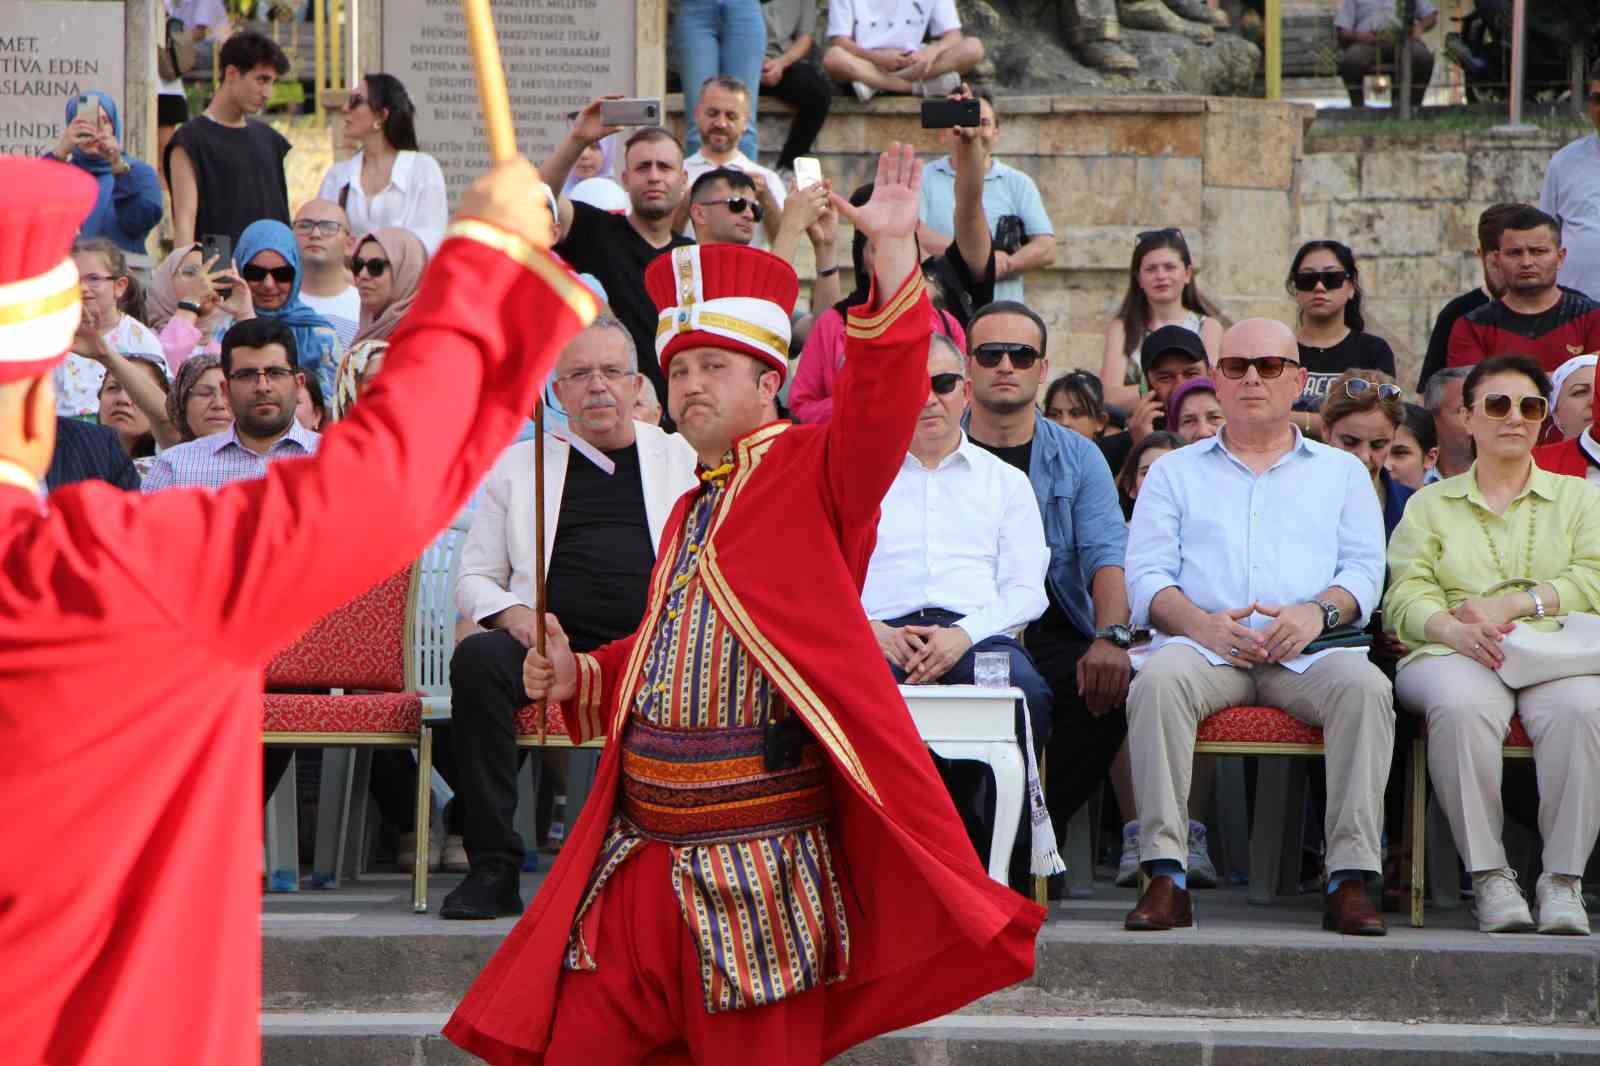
[
  {"x1": 1339, "y1": 40, "x2": 1434, "y2": 108},
  {"x1": 262, "y1": 748, "x2": 417, "y2": 832},
  {"x1": 883, "y1": 609, "x2": 1053, "y2": 889},
  {"x1": 1026, "y1": 622, "x2": 1129, "y2": 832},
  {"x1": 438, "y1": 628, "x2": 534, "y2": 871},
  {"x1": 763, "y1": 61, "x2": 832, "y2": 171}
]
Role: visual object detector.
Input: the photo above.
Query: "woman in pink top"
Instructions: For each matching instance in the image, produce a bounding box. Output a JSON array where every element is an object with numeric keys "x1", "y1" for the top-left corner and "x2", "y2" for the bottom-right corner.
[{"x1": 146, "y1": 243, "x2": 253, "y2": 372}]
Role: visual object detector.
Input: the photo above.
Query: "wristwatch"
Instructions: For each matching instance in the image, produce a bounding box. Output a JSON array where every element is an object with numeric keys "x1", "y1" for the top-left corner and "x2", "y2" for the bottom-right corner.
[
  {"x1": 1096, "y1": 623, "x2": 1134, "y2": 648},
  {"x1": 176, "y1": 299, "x2": 203, "y2": 315},
  {"x1": 1312, "y1": 599, "x2": 1341, "y2": 632}
]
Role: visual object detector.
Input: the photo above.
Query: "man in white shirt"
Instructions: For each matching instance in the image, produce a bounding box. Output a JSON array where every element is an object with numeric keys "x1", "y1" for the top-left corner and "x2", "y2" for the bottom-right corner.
[
  {"x1": 680, "y1": 77, "x2": 785, "y2": 251},
  {"x1": 440, "y1": 314, "x2": 699, "y2": 920},
  {"x1": 292, "y1": 199, "x2": 361, "y2": 348},
  {"x1": 861, "y1": 332, "x2": 1051, "y2": 886},
  {"x1": 1123, "y1": 317, "x2": 1392, "y2": 936},
  {"x1": 822, "y1": 0, "x2": 985, "y2": 102}
]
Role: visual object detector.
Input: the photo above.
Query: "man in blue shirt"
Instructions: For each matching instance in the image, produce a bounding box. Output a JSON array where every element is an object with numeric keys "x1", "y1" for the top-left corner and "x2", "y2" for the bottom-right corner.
[
  {"x1": 1539, "y1": 62, "x2": 1600, "y2": 303},
  {"x1": 917, "y1": 92, "x2": 1055, "y2": 305},
  {"x1": 962, "y1": 301, "x2": 1136, "y2": 894}
]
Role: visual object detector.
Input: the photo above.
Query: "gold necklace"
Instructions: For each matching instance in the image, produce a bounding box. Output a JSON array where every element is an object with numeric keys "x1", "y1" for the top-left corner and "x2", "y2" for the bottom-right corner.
[{"x1": 1474, "y1": 496, "x2": 1538, "y2": 583}]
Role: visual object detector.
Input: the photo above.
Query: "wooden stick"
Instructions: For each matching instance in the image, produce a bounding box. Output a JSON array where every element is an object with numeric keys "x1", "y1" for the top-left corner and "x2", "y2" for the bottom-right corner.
[{"x1": 534, "y1": 399, "x2": 547, "y2": 744}]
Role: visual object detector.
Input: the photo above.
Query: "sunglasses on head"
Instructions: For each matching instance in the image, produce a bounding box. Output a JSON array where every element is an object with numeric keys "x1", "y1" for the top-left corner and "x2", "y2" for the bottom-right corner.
[
  {"x1": 241, "y1": 263, "x2": 296, "y2": 285},
  {"x1": 1137, "y1": 227, "x2": 1185, "y2": 245},
  {"x1": 1216, "y1": 355, "x2": 1299, "y2": 380},
  {"x1": 351, "y1": 256, "x2": 390, "y2": 278},
  {"x1": 1478, "y1": 392, "x2": 1548, "y2": 421},
  {"x1": 702, "y1": 196, "x2": 764, "y2": 222},
  {"x1": 1344, "y1": 378, "x2": 1402, "y2": 402},
  {"x1": 1293, "y1": 269, "x2": 1350, "y2": 292},
  {"x1": 930, "y1": 371, "x2": 964, "y2": 395},
  {"x1": 972, "y1": 342, "x2": 1042, "y2": 370}
]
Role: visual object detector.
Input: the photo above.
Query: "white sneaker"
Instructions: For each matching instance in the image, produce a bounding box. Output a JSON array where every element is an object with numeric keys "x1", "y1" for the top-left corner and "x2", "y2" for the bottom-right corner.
[
  {"x1": 441, "y1": 834, "x2": 469, "y2": 873},
  {"x1": 1185, "y1": 820, "x2": 1218, "y2": 889},
  {"x1": 1115, "y1": 821, "x2": 1140, "y2": 887},
  {"x1": 1472, "y1": 868, "x2": 1535, "y2": 933},
  {"x1": 1536, "y1": 873, "x2": 1591, "y2": 935},
  {"x1": 851, "y1": 80, "x2": 877, "y2": 103},
  {"x1": 912, "y1": 71, "x2": 962, "y2": 98}
]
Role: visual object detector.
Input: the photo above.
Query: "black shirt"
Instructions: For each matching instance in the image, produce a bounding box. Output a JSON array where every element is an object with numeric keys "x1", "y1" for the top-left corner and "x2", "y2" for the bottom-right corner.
[
  {"x1": 164, "y1": 115, "x2": 291, "y2": 246},
  {"x1": 1417, "y1": 287, "x2": 1490, "y2": 393},
  {"x1": 1095, "y1": 430, "x2": 1133, "y2": 480},
  {"x1": 542, "y1": 443, "x2": 657, "y2": 653},
  {"x1": 1297, "y1": 331, "x2": 1396, "y2": 408},
  {"x1": 923, "y1": 234, "x2": 996, "y2": 332},
  {"x1": 968, "y1": 436, "x2": 1031, "y2": 474},
  {"x1": 557, "y1": 202, "x2": 694, "y2": 414}
]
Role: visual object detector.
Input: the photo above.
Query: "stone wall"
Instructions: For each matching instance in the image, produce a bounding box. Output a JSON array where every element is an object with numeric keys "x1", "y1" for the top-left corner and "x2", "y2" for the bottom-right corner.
[{"x1": 1297, "y1": 127, "x2": 1583, "y2": 390}]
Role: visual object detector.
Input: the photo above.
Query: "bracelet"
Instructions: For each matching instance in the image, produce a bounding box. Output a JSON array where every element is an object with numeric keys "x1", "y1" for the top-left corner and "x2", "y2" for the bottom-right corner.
[
  {"x1": 816, "y1": 266, "x2": 838, "y2": 278},
  {"x1": 176, "y1": 300, "x2": 202, "y2": 314},
  {"x1": 1529, "y1": 587, "x2": 1546, "y2": 620}
]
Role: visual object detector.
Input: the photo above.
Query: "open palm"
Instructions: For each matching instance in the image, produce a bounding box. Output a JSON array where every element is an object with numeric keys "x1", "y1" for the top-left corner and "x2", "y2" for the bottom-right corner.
[{"x1": 833, "y1": 143, "x2": 921, "y2": 242}]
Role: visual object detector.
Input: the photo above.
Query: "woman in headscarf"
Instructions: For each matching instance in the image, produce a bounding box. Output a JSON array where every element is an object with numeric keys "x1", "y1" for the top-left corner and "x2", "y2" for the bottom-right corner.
[
  {"x1": 331, "y1": 227, "x2": 428, "y2": 420},
  {"x1": 146, "y1": 243, "x2": 252, "y2": 372},
  {"x1": 166, "y1": 354, "x2": 234, "y2": 444},
  {"x1": 234, "y1": 219, "x2": 343, "y2": 401},
  {"x1": 48, "y1": 91, "x2": 162, "y2": 255}
]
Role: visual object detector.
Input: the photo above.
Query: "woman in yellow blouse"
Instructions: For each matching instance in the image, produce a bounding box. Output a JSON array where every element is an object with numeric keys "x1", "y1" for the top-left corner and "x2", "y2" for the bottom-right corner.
[{"x1": 1385, "y1": 354, "x2": 1600, "y2": 937}]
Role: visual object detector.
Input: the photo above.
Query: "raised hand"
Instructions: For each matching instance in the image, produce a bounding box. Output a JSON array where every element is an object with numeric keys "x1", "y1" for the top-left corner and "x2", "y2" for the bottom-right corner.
[
  {"x1": 459, "y1": 156, "x2": 556, "y2": 250},
  {"x1": 831, "y1": 143, "x2": 921, "y2": 243},
  {"x1": 570, "y1": 95, "x2": 623, "y2": 147}
]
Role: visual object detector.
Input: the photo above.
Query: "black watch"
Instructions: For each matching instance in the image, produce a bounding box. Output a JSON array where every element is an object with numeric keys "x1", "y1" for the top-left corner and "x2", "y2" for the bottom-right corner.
[
  {"x1": 177, "y1": 299, "x2": 203, "y2": 314},
  {"x1": 1312, "y1": 598, "x2": 1341, "y2": 631},
  {"x1": 1096, "y1": 623, "x2": 1134, "y2": 648}
]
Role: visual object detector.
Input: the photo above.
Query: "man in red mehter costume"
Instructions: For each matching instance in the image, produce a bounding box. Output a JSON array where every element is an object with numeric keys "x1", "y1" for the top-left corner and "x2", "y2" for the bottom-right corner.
[
  {"x1": 0, "y1": 154, "x2": 595, "y2": 1063},
  {"x1": 1536, "y1": 371, "x2": 1600, "y2": 484},
  {"x1": 445, "y1": 145, "x2": 1043, "y2": 1066}
]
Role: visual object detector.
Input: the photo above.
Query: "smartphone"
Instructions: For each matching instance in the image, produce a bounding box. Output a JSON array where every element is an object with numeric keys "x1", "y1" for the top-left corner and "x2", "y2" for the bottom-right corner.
[
  {"x1": 793, "y1": 156, "x2": 823, "y2": 190},
  {"x1": 75, "y1": 94, "x2": 100, "y2": 132},
  {"x1": 920, "y1": 98, "x2": 980, "y2": 129},
  {"x1": 600, "y1": 97, "x2": 662, "y2": 126},
  {"x1": 199, "y1": 233, "x2": 232, "y2": 296}
]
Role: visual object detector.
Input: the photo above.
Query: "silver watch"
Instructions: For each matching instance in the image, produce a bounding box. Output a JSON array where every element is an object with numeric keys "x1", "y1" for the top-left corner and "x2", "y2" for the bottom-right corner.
[{"x1": 1312, "y1": 598, "x2": 1341, "y2": 631}]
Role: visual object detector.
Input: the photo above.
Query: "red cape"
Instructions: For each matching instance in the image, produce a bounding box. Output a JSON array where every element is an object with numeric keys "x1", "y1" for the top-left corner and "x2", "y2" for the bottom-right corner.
[
  {"x1": 445, "y1": 273, "x2": 1045, "y2": 1065},
  {"x1": 0, "y1": 235, "x2": 594, "y2": 1064}
]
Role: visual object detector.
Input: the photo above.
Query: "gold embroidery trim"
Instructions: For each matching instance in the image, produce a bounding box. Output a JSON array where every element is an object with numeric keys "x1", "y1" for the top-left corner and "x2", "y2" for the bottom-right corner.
[
  {"x1": 0, "y1": 283, "x2": 78, "y2": 327},
  {"x1": 443, "y1": 219, "x2": 598, "y2": 325},
  {"x1": 657, "y1": 309, "x2": 790, "y2": 359},
  {"x1": 845, "y1": 272, "x2": 926, "y2": 340}
]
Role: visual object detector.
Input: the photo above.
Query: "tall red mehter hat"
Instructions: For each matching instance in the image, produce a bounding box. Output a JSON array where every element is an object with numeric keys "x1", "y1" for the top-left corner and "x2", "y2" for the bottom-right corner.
[
  {"x1": 644, "y1": 244, "x2": 799, "y2": 382},
  {"x1": 0, "y1": 156, "x2": 98, "y2": 384}
]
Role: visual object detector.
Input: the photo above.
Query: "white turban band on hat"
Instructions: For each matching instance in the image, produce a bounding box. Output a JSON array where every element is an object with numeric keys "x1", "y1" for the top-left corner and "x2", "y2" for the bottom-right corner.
[
  {"x1": 0, "y1": 258, "x2": 82, "y2": 367},
  {"x1": 655, "y1": 296, "x2": 792, "y2": 369}
]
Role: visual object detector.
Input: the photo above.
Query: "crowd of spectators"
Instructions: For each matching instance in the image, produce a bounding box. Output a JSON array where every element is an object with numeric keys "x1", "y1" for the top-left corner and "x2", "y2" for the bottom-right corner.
[{"x1": 46, "y1": 10, "x2": 1600, "y2": 935}]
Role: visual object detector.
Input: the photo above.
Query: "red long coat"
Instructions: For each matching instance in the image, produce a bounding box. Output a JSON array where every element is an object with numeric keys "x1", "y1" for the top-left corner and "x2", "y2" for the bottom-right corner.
[
  {"x1": 445, "y1": 273, "x2": 1045, "y2": 1065},
  {"x1": 0, "y1": 236, "x2": 594, "y2": 1065}
]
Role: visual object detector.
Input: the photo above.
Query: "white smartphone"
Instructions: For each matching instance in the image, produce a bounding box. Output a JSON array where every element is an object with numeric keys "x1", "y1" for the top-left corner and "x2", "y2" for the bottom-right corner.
[
  {"x1": 600, "y1": 98, "x2": 662, "y2": 126},
  {"x1": 793, "y1": 156, "x2": 823, "y2": 190}
]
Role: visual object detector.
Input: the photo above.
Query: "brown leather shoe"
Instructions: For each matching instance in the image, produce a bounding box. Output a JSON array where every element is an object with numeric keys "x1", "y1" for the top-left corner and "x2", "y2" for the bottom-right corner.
[
  {"x1": 1323, "y1": 880, "x2": 1387, "y2": 936},
  {"x1": 1124, "y1": 875, "x2": 1193, "y2": 931}
]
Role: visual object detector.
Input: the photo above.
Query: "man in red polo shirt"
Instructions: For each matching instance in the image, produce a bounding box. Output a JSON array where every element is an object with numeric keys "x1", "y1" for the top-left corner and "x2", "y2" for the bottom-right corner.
[{"x1": 1448, "y1": 205, "x2": 1600, "y2": 373}]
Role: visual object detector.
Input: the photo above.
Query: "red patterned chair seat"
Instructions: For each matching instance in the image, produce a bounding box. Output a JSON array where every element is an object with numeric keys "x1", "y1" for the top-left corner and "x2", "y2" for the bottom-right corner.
[
  {"x1": 1196, "y1": 705, "x2": 1324, "y2": 747},
  {"x1": 1504, "y1": 714, "x2": 1531, "y2": 751},
  {"x1": 514, "y1": 701, "x2": 568, "y2": 738},
  {"x1": 264, "y1": 692, "x2": 423, "y2": 734}
]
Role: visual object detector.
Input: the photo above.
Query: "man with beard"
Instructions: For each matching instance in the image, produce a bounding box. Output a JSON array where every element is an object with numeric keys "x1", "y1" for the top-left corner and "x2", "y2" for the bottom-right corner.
[
  {"x1": 543, "y1": 102, "x2": 695, "y2": 416},
  {"x1": 1416, "y1": 202, "x2": 1519, "y2": 393},
  {"x1": 681, "y1": 77, "x2": 785, "y2": 250}
]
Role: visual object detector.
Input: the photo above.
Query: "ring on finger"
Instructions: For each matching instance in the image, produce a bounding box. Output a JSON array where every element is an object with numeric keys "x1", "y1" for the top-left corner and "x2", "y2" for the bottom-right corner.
[{"x1": 1229, "y1": 645, "x2": 1241, "y2": 658}]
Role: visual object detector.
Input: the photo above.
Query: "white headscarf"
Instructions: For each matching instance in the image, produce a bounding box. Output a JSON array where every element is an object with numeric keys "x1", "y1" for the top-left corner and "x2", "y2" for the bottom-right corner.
[{"x1": 1551, "y1": 354, "x2": 1598, "y2": 405}]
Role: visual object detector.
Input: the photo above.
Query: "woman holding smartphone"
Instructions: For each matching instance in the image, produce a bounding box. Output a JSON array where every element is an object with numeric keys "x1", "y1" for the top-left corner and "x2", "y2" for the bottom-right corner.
[{"x1": 50, "y1": 92, "x2": 163, "y2": 258}]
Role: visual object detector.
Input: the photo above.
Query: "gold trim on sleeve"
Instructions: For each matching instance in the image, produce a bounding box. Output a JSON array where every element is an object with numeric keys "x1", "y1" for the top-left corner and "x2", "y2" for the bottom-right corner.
[{"x1": 845, "y1": 272, "x2": 926, "y2": 340}]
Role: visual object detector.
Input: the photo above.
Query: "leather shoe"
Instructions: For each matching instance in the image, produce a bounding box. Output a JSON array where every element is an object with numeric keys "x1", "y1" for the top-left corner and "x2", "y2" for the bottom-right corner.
[
  {"x1": 1124, "y1": 875, "x2": 1193, "y2": 931},
  {"x1": 1322, "y1": 880, "x2": 1387, "y2": 936},
  {"x1": 439, "y1": 863, "x2": 524, "y2": 920}
]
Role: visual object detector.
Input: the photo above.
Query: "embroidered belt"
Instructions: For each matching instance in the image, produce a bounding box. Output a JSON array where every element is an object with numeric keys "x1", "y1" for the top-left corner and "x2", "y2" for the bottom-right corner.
[{"x1": 619, "y1": 718, "x2": 830, "y2": 846}]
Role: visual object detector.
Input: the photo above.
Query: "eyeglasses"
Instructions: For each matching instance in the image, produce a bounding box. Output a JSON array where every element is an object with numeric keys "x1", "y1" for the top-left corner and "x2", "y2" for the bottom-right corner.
[
  {"x1": 1137, "y1": 227, "x2": 1185, "y2": 244},
  {"x1": 701, "y1": 196, "x2": 764, "y2": 223},
  {"x1": 1216, "y1": 355, "x2": 1299, "y2": 380},
  {"x1": 241, "y1": 263, "x2": 297, "y2": 285},
  {"x1": 558, "y1": 366, "x2": 634, "y2": 385},
  {"x1": 293, "y1": 219, "x2": 345, "y2": 236},
  {"x1": 226, "y1": 366, "x2": 297, "y2": 385},
  {"x1": 350, "y1": 257, "x2": 390, "y2": 278},
  {"x1": 972, "y1": 342, "x2": 1042, "y2": 370},
  {"x1": 930, "y1": 372, "x2": 964, "y2": 395},
  {"x1": 1344, "y1": 379, "x2": 1402, "y2": 402},
  {"x1": 78, "y1": 272, "x2": 118, "y2": 286},
  {"x1": 1292, "y1": 269, "x2": 1350, "y2": 292},
  {"x1": 1478, "y1": 392, "x2": 1548, "y2": 421},
  {"x1": 345, "y1": 92, "x2": 368, "y2": 111}
]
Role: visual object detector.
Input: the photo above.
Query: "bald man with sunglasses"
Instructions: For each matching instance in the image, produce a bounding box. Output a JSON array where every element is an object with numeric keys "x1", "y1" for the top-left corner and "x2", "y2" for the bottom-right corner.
[{"x1": 1123, "y1": 317, "x2": 1393, "y2": 937}]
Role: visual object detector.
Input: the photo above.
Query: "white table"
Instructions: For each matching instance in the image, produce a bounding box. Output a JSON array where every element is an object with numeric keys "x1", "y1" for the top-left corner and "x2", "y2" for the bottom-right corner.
[{"x1": 899, "y1": 684, "x2": 1026, "y2": 885}]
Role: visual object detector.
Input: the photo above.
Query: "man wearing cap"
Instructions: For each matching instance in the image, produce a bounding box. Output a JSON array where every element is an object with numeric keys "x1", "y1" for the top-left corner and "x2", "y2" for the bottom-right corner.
[
  {"x1": 1128, "y1": 323, "x2": 1210, "y2": 445},
  {"x1": 445, "y1": 145, "x2": 1043, "y2": 1066},
  {"x1": 0, "y1": 153, "x2": 596, "y2": 1063}
]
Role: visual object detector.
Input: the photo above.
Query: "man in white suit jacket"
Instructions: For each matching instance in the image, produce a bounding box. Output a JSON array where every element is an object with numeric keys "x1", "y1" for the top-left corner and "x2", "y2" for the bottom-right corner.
[{"x1": 441, "y1": 315, "x2": 699, "y2": 919}]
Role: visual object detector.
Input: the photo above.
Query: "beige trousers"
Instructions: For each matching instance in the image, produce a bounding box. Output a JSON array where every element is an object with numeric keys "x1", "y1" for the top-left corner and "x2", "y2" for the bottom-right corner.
[
  {"x1": 1128, "y1": 644, "x2": 1395, "y2": 874},
  {"x1": 1395, "y1": 653, "x2": 1600, "y2": 877}
]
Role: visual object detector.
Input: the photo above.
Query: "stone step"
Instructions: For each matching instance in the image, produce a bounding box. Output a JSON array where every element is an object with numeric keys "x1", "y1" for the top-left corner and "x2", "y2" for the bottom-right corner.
[
  {"x1": 260, "y1": 1012, "x2": 1600, "y2": 1065},
  {"x1": 262, "y1": 877, "x2": 1600, "y2": 1026}
]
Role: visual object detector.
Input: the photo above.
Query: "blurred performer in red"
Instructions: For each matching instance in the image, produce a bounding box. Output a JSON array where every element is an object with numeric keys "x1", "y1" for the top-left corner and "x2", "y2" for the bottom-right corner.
[
  {"x1": 0, "y1": 153, "x2": 594, "y2": 1064},
  {"x1": 446, "y1": 145, "x2": 1043, "y2": 1066}
]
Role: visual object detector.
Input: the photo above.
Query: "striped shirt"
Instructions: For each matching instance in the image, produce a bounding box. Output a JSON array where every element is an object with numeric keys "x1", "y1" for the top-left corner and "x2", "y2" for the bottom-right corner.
[{"x1": 140, "y1": 420, "x2": 320, "y2": 492}]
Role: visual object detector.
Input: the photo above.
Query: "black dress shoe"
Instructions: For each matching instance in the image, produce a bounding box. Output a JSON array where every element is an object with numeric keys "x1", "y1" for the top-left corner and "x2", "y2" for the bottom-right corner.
[{"x1": 439, "y1": 864, "x2": 524, "y2": 920}]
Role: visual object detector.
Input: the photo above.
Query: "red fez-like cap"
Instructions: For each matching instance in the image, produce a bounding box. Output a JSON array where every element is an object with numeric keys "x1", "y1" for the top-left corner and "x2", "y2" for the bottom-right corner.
[
  {"x1": 645, "y1": 244, "x2": 799, "y2": 381},
  {"x1": 0, "y1": 156, "x2": 99, "y2": 384}
]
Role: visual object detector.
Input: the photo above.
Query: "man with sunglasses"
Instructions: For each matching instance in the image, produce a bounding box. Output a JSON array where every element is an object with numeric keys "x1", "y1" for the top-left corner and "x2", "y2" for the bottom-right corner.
[
  {"x1": 1539, "y1": 62, "x2": 1600, "y2": 303},
  {"x1": 961, "y1": 300, "x2": 1138, "y2": 890},
  {"x1": 292, "y1": 199, "x2": 360, "y2": 348},
  {"x1": 1125, "y1": 318, "x2": 1392, "y2": 937},
  {"x1": 688, "y1": 167, "x2": 843, "y2": 309},
  {"x1": 681, "y1": 76, "x2": 785, "y2": 250}
]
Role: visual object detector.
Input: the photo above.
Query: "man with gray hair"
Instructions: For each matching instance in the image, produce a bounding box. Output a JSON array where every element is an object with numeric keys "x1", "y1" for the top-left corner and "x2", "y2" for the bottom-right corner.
[
  {"x1": 1424, "y1": 365, "x2": 1473, "y2": 481},
  {"x1": 439, "y1": 313, "x2": 699, "y2": 919}
]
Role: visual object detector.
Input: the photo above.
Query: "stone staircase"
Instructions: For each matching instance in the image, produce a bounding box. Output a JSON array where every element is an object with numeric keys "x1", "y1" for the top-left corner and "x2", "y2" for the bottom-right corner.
[{"x1": 262, "y1": 871, "x2": 1600, "y2": 1064}]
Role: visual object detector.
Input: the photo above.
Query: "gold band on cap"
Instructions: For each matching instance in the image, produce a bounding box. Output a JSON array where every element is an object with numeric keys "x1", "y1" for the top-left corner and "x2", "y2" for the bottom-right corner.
[
  {"x1": 0, "y1": 283, "x2": 79, "y2": 327},
  {"x1": 657, "y1": 308, "x2": 790, "y2": 360}
]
